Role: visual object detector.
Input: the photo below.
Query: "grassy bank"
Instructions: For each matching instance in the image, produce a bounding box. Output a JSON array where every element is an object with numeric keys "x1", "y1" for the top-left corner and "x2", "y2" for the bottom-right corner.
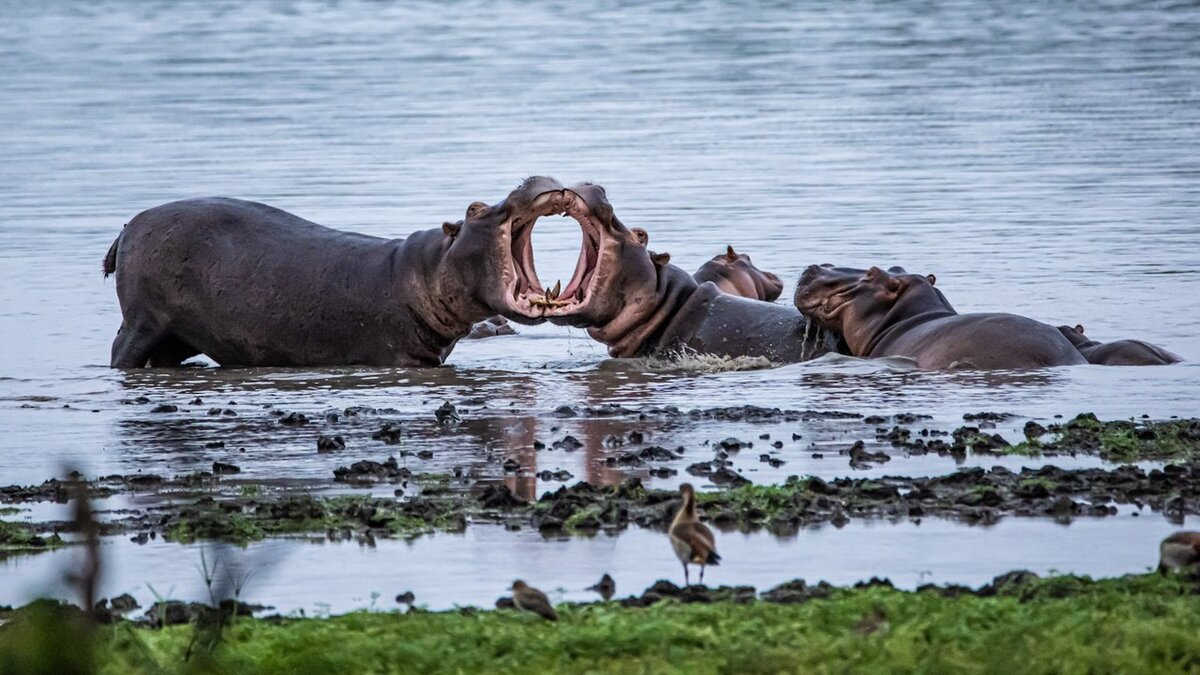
[{"x1": 3, "y1": 574, "x2": 1199, "y2": 674}]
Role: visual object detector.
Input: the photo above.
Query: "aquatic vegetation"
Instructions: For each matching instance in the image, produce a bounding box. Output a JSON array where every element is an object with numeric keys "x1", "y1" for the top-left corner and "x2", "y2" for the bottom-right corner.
[
  {"x1": 0, "y1": 520, "x2": 65, "y2": 555},
  {"x1": 1021, "y1": 414, "x2": 1200, "y2": 462}
]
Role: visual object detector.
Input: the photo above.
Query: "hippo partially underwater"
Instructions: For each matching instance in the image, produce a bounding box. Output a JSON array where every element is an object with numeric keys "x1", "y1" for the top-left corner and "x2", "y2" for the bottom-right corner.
[
  {"x1": 692, "y1": 246, "x2": 784, "y2": 302},
  {"x1": 104, "y1": 177, "x2": 583, "y2": 367},
  {"x1": 1057, "y1": 324, "x2": 1181, "y2": 366},
  {"x1": 499, "y1": 182, "x2": 836, "y2": 363},
  {"x1": 793, "y1": 265, "x2": 1087, "y2": 369}
]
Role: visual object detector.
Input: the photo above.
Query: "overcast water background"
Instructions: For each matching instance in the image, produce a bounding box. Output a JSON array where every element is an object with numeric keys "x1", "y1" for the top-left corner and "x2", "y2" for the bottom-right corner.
[{"x1": 1, "y1": 0, "x2": 1198, "y2": 612}]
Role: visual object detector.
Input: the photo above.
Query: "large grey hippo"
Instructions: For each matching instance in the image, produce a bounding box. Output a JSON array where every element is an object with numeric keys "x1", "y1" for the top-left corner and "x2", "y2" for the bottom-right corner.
[
  {"x1": 692, "y1": 246, "x2": 784, "y2": 302},
  {"x1": 103, "y1": 176, "x2": 576, "y2": 367},
  {"x1": 794, "y1": 265, "x2": 1086, "y2": 370},
  {"x1": 1057, "y1": 324, "x2": 1182, "y2": 366},
  {"x1": 498, "y1": 183, "x2": 835, "y2": 363}
]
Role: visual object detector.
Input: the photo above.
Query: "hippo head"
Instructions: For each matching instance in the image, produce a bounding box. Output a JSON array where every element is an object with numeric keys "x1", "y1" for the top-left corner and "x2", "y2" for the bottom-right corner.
[
  {"x1": 794, "y1": 264, "x2": 943, "y2": 356},
  {"x1": 438, "y1": 176, "x2": 574, "y2": 325},
  {"x1": 697, "y1": 246, "x2": 785, "y2": 302},
  {"x1": 501, "y1": 182, "x2": 657, "y2": 329}
]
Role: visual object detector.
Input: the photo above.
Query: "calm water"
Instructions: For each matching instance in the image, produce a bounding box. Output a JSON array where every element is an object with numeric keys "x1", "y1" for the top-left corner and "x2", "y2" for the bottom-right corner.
[{"x1": 1, "y1": 0, "x2": 1199, "y2": 608}]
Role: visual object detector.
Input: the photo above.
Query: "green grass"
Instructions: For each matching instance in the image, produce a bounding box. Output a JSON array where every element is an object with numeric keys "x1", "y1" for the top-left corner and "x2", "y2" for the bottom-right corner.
[
  {"x1": 0, "y1": 520, "x2": 65, "y2": 554},
  {"x1": 4, "y1": 574, "x2": 1199, "y2": 674}
]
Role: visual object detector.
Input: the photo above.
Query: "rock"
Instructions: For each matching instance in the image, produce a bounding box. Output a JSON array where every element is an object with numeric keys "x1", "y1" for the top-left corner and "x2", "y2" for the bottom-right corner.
[
  {"x1": 477, "y1": 485, "x2": 526, "y2": 508},
  {"x1": 279, "y1": 412, "x2": 309, "y2": 426},
  {"x1": 212, "y1": 461, "x2": 241, "y2": 475},
  {"x1": 150, "y1": 404, "x2": 178, "y2": 413},
  {"x1": 552, "y1": 435, "x2": 583, "y2": 451},
  {"x1": 435, "y1": 402, "x2": 459, "y2": 425},
  {"x1": 372, "y1": 423, "x2": 403, "y2": 444},
  {"x1": 110, "y1": 593, "x2": 140, "y2": 612},
  {"x1": 588, "y1": 573, "x2": 616, "y2": 601},
  {"x1": 552, "y1": 405, "x2": 577, "y2": 418},
  {"x1": 317, "y1": 435, "x2": 346, "y2": 453}
]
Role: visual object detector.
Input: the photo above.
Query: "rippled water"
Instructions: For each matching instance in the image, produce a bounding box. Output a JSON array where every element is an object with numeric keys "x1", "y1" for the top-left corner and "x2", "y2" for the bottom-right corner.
[{"x1": 2, "y1": 1, "x2": 1199, "y2": 607}]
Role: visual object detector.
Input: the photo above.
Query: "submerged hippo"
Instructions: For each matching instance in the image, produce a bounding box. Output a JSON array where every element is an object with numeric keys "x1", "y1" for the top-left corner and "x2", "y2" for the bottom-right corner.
[
  {"x1": 1057, "y1": 324, "x2": 1181, "y2": 366},
  {"x1": 497, "y1": 183, "x2": 835, "y2": 363},
  {"x1": 692, "y1": 246, "x2": 784, "y2": 302},
  {"x1": 794, "y1": 265, "x2": 1086, "y2": 370},
  {"x1": 103, "y1": 176, "x2": 580, "y2": 367}
]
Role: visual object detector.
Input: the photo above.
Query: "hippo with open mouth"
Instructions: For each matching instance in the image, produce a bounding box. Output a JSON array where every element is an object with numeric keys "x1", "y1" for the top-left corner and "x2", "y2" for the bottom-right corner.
[
  {"x1": 500, "y1": 182, "x2": 836, "y2": 363},
  {"x1": 1057, "y1": 324, "x2": 1182, "y2": 366},
  {"x1": 692, "y1": 246, "x2": 784, "y2": 302},
  {"x1": 794, "y1": 264, "x2": 1087, "y2": 370},
  {"x1": 104, "y1": 176, "x2": 584, "y2": 367}
]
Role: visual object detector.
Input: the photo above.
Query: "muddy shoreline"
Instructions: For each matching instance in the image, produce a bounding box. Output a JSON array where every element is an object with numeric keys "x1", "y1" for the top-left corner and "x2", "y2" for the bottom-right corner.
[{"x1": 2, "y1": 416, "x2": 1199, "y2": 553}]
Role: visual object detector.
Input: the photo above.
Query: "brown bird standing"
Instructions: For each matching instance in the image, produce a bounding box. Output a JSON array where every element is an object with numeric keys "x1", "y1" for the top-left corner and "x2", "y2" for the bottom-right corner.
[
  {"x1": 510, "y1": 580, "x2": 558, "y2": 621},
  {"x1": 1158, "y1": 531, "x2": 1200, "y2": 574},
  {"x1": 669, "y1": 483, "x2": 720, "y2": 585}
]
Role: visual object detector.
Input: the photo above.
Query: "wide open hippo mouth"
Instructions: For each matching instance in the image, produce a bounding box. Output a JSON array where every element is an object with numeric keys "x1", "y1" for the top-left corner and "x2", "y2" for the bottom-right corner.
[{"x1": 504, "y1": 188, "x2": 604, "y2": 319}]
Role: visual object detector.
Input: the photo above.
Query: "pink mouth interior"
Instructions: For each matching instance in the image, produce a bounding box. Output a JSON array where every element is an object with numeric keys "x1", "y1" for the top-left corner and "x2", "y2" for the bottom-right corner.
[{"x1": 509, "y1": 191, "x2": 601, "y2": 313}]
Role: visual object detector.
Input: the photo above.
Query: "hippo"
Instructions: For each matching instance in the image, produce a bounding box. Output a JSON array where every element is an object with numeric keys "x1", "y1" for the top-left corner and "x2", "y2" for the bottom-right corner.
[
  {"x1": 692, "y1": 246, "x2": 784, "y2": 302},
  {"x1": 1057, "y1": 324, "x2": 1181, "y2": 366},
  {"x1": 497, "y1": 183, "x2": 836, "y2": 363},
  {"x1": 103, "y1": 176, "x2": 578, "y2": 367},
  {"x1": 794, "y1": 265, "x2": 1086, "y2": 370}
]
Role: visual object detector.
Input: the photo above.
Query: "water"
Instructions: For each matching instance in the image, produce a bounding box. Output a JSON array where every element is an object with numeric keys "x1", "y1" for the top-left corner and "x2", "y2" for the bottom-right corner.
[
  {"x1": 1, "y1": 513, "x2": 1187, "y2": 614},
  {"x1": 1, "y1": 0, "x2": 1199, "y2": 607}
]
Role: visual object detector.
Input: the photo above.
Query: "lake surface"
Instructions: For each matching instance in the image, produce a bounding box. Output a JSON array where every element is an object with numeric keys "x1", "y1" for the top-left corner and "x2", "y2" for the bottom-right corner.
[{"x1": 1, "y1": 0, "x2": 1198, "y2": 609}]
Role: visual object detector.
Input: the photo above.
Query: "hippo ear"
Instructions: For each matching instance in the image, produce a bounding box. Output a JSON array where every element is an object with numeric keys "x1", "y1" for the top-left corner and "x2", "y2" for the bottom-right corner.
[
  {"x1": 1074, "y1": 324, "x2": 1085, "y2": 335},
  {"x1": 650, "y1": 251, "x2": 671, "y2": 267},
  {"x1": 442, "y1": 220, "x2": 462, "y2": 239},
  {"x1": 632, "y1": 228, "x2": 649, "y2": 246},
  {"x1": 926, "y1": 273, "x2": 936, "y2": 286},
  {"x1": 726, "y1": 245, "x2": 737, "y2": 259}
]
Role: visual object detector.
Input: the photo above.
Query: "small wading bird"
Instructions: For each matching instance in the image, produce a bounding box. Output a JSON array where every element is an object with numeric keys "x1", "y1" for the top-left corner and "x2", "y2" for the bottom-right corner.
[
  {"x1": 511, "y1": 580, "x2": 558, "y2": 621},
  {"x1": 669, "y1": 483, "x2": 721, "y2": 585},
  {"x1": 1158, "y1": 531, "x2": 1200, "y2": 574}
]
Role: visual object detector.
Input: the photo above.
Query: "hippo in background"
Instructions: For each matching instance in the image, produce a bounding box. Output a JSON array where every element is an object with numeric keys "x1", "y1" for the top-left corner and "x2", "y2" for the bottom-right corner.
[
  {"x1": 794, "y1": 264, "x2": 1086, "y2": 370},
  {"x1": 1058, "y1": 324, "x2": 1182, "y2": 366},
  {"x1": 103, "y1": 176, "x2": 576, "y2": 367},
  {"x1": 498, "y1": 182, "x2": 836, "y2": 363},
  {"x1": 692, "y1": 246, "x2": 784, "y2": 302},
  {"x1": 466, "y1": 316, "x2": 518, "y2": 340}
]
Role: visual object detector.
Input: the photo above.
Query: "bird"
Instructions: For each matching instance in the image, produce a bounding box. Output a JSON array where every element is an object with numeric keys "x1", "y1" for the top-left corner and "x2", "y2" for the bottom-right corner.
[
  {"x1": 510, "y1": 580, "x2": 558, "y2": 621},
  {"x1": 669, "y1": 483, "x2": 720, "y2": 586},
  {"x1": 1158, "y1": 531, "x2": 1200, "y2": 574}
]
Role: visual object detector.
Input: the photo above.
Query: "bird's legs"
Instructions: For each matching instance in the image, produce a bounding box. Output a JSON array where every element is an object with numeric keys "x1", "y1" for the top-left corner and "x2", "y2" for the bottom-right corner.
[{"x1": 683, "y1": 563, "x2": 690, "y2": 586}]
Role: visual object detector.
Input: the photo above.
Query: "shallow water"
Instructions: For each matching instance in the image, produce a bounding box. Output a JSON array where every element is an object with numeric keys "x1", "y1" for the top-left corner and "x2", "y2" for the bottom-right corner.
[
  {"x1": 1, "y1": 1, "x2": 1199, "y2": 605},
  {"x1": 2, "y1": 514, "x2": 1188, "y2": 614}
]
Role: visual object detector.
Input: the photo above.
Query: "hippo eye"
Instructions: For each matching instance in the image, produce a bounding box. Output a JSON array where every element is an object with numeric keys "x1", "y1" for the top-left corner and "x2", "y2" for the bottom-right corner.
[{"x1": 466, "y1": 202, "x2": 488, "y2": 218}]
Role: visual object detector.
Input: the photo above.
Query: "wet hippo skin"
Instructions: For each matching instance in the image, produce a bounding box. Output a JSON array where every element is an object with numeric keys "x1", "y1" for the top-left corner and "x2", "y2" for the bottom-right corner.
[
  {"x1": 1058, "y1": 324, "x2": 1182, "y2": 366},
  {"x1": 103, "y1": 177, "x2": 569, "y2": 367},
  {"x1": 692, "y1": 246, "x2": 784, "y2": 302},
  {"x1": 795, "y1": 265, "x2": 1087, "y2": 370},
  {"x1": 501, "y1": 183, "x2": 835, "y2": 363}
]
